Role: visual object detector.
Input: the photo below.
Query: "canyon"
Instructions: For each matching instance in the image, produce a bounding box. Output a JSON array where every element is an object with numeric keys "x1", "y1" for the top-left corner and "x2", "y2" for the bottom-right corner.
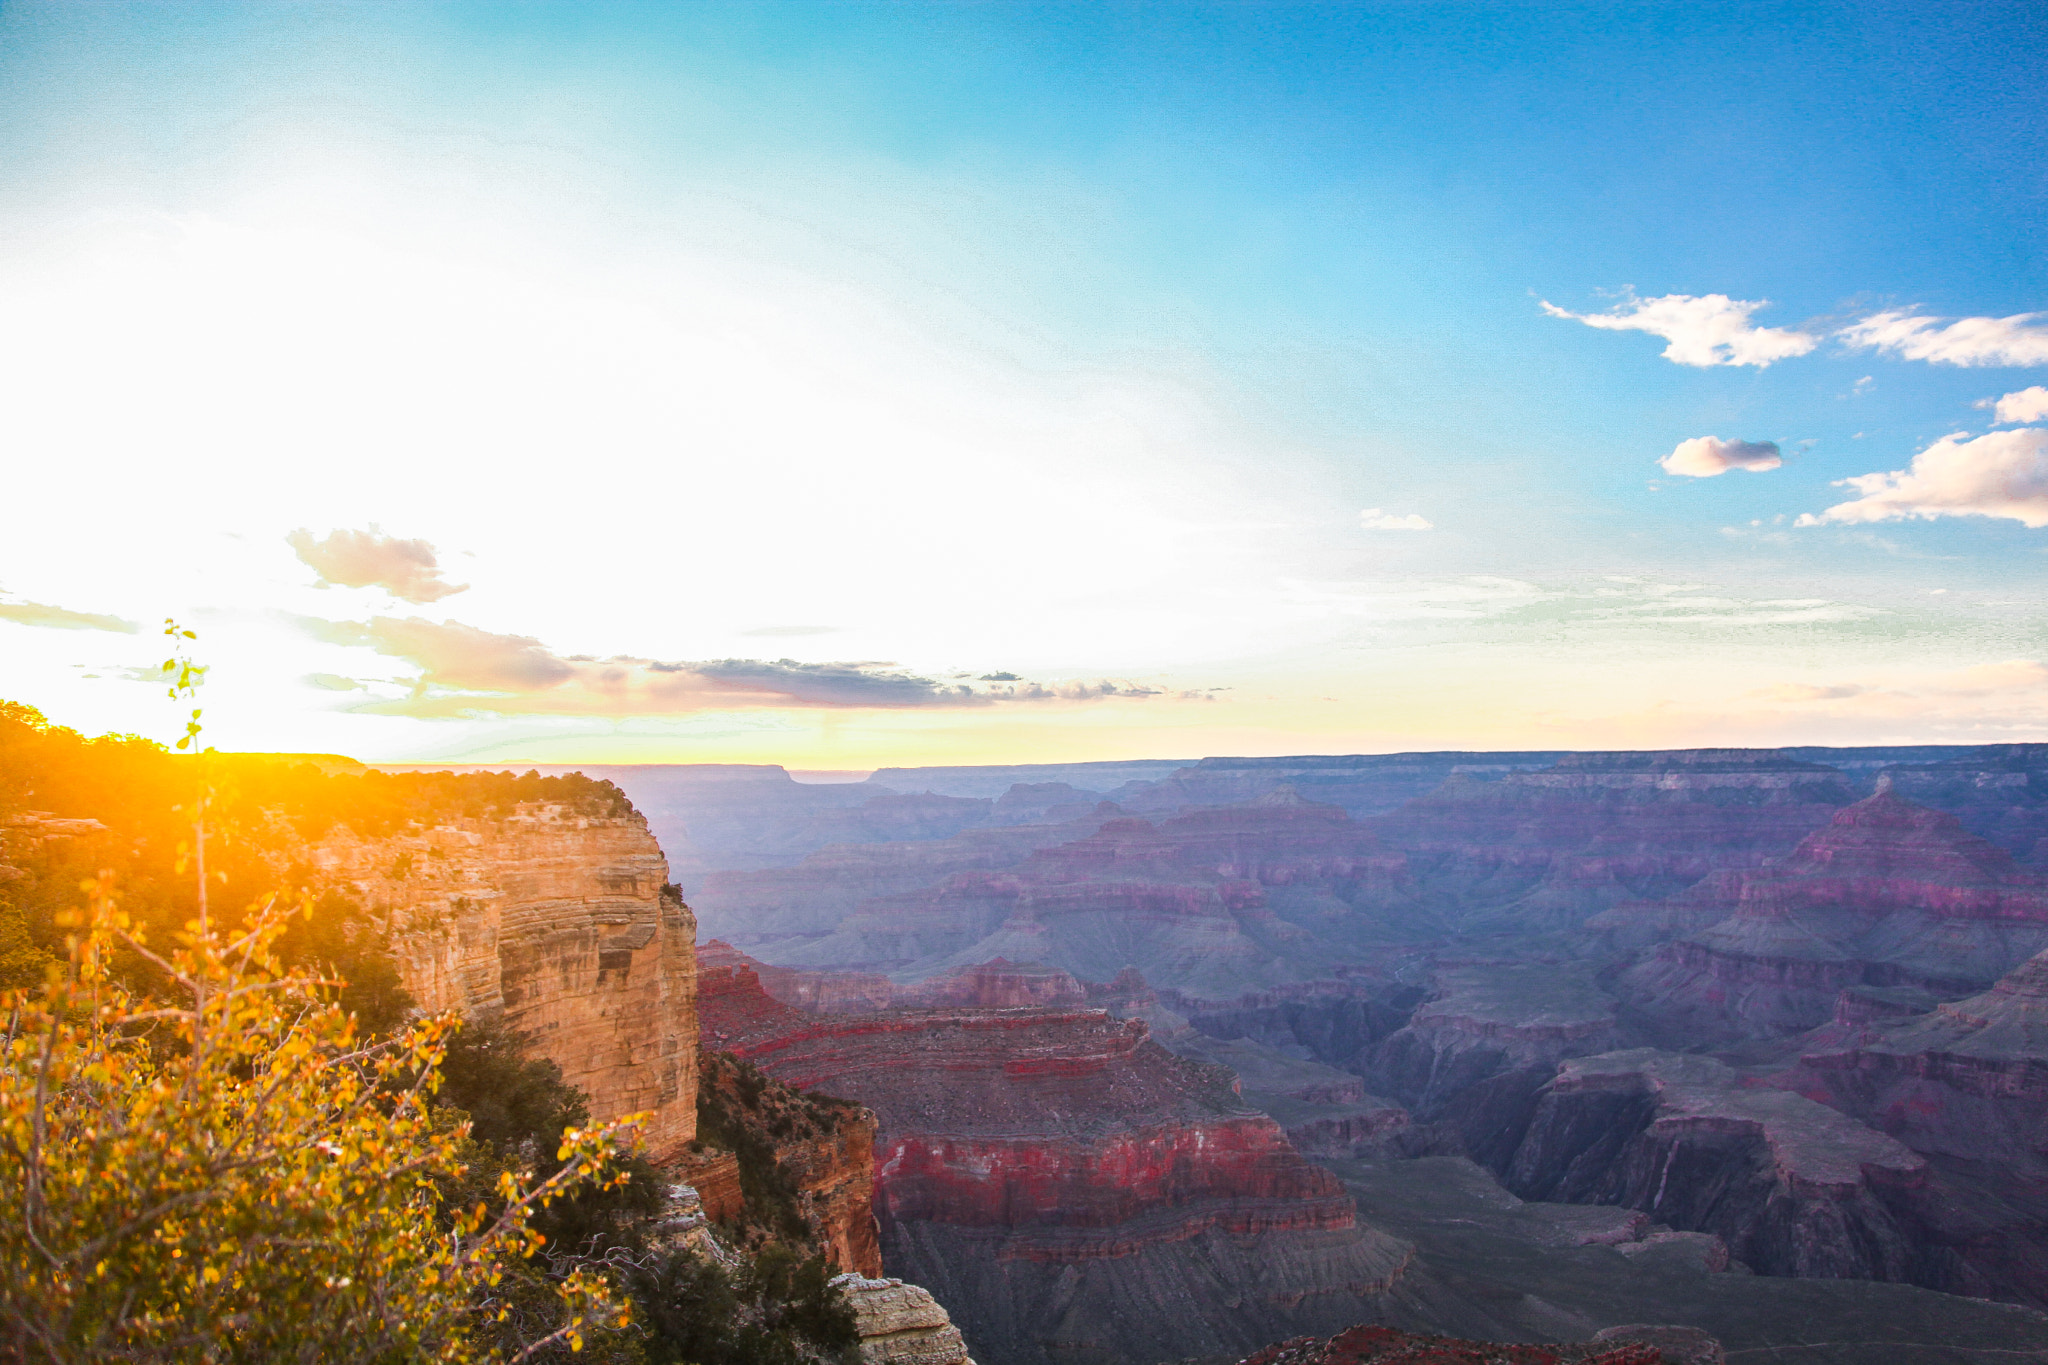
[
  {"x1": 584, "y1": 742, "x2": 2048, "y2": 1360},
  {"x1": 99, "y1": 742, "x2": 2048, "y2": 1363}
]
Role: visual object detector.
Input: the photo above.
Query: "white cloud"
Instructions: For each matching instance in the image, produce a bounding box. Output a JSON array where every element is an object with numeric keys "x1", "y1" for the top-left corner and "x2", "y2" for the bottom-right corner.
[
  {"x1": 1659, "y1": 436, "x2": 1783, "y2": 478},
  {"x1": 287, "y1": 527, "x2": 468, "y2": 603},
  {"x1": 1359, "y1": 508, "x2": 1433, "y2": 530},
  {"x1": 1839, "y1": 310, "x2": 2048, "y2": 368},
  {"x1": 1797, "y1": 428, "x2": 2048, "y2": 529},
  {"x1": 0, "y1": 596, "x2": 138, "y2": 633},
  {"x1": 1986, "y1": 386, "x2": 2048, "y2": 425},
  {"x1": 1540, "y1": 293, "x2": 1817, "y2": 367}
]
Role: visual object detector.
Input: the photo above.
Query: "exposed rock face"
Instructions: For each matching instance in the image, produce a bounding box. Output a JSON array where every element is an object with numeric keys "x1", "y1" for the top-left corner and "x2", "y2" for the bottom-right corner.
[
  {"x1": 1780, "y1": 949, "x2": 2048, "y2": 1304},
  {"x1": 693, "y1": 810, "x2": 1117, "y2": 949},
  {"x1": 1616, "y1": 791, "x2": 2048, "y2": 1046},
  {"x1": 697, "y1": 959, "x2": 1415, "y2": 1365},
  {"x1": 1363, "y1": 751, "x2": 1854, "y2": 937},
  {"x1": 692, "y1": 1048, "x2": 884, "y2": 1276},
  {"x1": 1371, "y1": 964, "x2": 1624, "y2": 1142},
  {"x1": 1494, "y1": 1050, "x2": 1928, "y2": 1283},
  {"x1": 763, "y1": 793, "x2": 1410, "y2": 1001},
  {"x1": 834, "y1": 1275, "x2": 978, "y2": 1365},
  {"x1": 302, "y1": 801, "x2": 699, "y2": 1160},
  {"x1": 1877, "y1": 744, "x2": 2048, "y2": 858},
  {"x1": 1795, "y1": 948, "x2": 2048, "y2": 1169},
  {"x1": 1236, "y1": 1322, "x2": 1713, "y2": 1365}
]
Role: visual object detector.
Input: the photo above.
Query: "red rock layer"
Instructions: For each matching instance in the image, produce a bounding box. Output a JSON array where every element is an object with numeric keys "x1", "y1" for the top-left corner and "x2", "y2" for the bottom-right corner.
[
  {"x1": 697, "y1": 964, "x2": 1361, "y2": 1262},
  {"x1": 1618, "y1": 791, "x2": 2048, "y2": 1044},
  {"x1": 302, "y1": 802, "x2": 699, "y2": 1160}
]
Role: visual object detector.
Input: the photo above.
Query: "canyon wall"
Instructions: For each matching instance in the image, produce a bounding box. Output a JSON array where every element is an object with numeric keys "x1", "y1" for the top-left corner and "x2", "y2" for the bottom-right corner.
[
  {"x1": 698, "y1": 952, "x2": 1415, "y2": 1365},
  {"x1": 300, "y1": 801, "x2": 701, "y2": 1160},
  {"x1": 1616, "y1": 789, "x2": 2048, "y2": 1047}
]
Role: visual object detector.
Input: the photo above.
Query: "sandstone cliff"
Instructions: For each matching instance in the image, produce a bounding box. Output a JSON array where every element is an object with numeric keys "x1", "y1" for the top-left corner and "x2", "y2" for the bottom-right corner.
[{"x1": 300, "y1": 800, "x2": 700, "y2": 1160}]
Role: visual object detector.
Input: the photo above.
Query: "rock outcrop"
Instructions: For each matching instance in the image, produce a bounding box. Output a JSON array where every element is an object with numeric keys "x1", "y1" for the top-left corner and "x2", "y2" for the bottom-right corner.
[
  {"x1": 697, "y1": 958, "x2": 1415, "y2": 1365},
  {"x1": 834, "y1": 1275, "x2": 978, "y2": 1365},
  {"x1": 1616, "y1": 790, "x2": 2048, "y2": 1046},
  {"x1": 690, "y1": 1048, "x2": 883, "y2": 1275},
  {"x1": 302, "y1": 799, "x2": 700, "y2": 1160},
  {"x1": 1372, "y1": 964, "x2": 1625, "y2": 1127},
  {"x1": 1781, "y1": 949, "x2": 2048, "y2": 1304},
  {"x1": 1493, "y1": 1050, "x2": 1928, "y2": 1283}
]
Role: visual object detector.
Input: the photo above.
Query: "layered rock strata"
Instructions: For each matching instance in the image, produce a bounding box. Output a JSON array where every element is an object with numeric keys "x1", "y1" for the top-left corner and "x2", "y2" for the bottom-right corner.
[
  {"x1": 834, "y1": 1275, "x2": 978, "y2": 1365},
  {"x1": 301, "y1": 800, "x2": 699, "y2": 1160},
  {"x1": 1616, "y1": 790, "x2": 2048, "y2": 1046},
  {"x1": 1781, "y1": 949, "x2": 2048, "y2": 1304},
  {"x1": 1495, "y1": 1050, "x2": 1928, "y2": 1283},
  {"x1": 1362, "y1": 751, "x2": 1853, "y2": 937},
  {"x1": 697, "y1": 960, "x2": 1415, "y2": 1365},
  {"x1": 767, "y1": 792, "x2": 1410, "y2": 1000},
  {"x1": 1371, "y1": 963, "x2": 1625, "y2": 1152},
  {"x1": 691, "y1": 1048, "x2": 883, "y2": 1276}
]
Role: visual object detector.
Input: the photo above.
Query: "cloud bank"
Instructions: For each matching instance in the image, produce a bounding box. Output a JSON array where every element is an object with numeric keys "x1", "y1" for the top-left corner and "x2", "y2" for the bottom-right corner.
[
  {"x1": 287, "y1": 527, "x2": 469, "y2": 603},
  {"x1": 1659, "y1": 436, "x2": 1783, "y2": 477},
  {"x1": 1359, "y1": 508, "x2": 1433, "y2": 530},
  {"x1": 302, "y1": 615, "x2": 1169, "y2": 717},
  {"x1": 1798, "y1": 428, "x2": 2048, "y2": 529},
  {"x1": 1840, "y1": 310, "x2": 2048, "y2": 368},
  {"x1": 1989, "y1": 386, "x2": 2048, "y2": 425},
  {"x1": 1540, "y1": 293, "x2": 1817, "y2": 367},
  {"x1": 0, "y1": 597, "x2": 138, "y2": 633}
]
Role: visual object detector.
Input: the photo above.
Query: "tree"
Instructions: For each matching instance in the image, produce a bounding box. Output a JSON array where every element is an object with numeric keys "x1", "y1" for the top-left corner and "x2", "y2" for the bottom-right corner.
[{"x1": 0, "y1": 625, "x2": 643, "y2": 1363}]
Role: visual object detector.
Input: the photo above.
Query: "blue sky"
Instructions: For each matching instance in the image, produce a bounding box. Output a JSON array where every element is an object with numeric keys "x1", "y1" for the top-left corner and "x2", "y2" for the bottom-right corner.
[{"x1": 2, "y1": 1, "x2": 2045, "y2": 764}]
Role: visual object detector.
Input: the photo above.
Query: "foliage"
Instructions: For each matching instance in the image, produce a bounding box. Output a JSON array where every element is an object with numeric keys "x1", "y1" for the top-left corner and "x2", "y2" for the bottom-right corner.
[
  {"x1": 0, "y1": 875, "x2": 641, "y2": 1363},
  {"x1": 0, "y1": 697, "x2": 634, "y2": 1004},
  {"x1": 433, "y1": 1015, "x2": 665, "y2": 1266},
  {"x1": 627, "y1": 1241, "x2": 857, "y2": 1365},
  {"x1": 693, "y1": 1051, "x2": 863, "y2": 1249}
]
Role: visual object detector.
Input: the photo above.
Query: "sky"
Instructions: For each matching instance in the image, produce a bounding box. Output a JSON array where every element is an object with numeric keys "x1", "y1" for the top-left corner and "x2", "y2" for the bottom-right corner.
[{"x1": 2, "y1": 0, "x2": 2046, "y2": 769}]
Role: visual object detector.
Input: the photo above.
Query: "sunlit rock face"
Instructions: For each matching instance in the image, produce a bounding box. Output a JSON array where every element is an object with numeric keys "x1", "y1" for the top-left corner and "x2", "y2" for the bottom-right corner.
[
  {"x1": 697, "y1": 951, "x2": 1414, "y2": 1365},
  {"x1": 302, "y1": 801, "x2": 699, "y2": 1160},
  {"x1": 1616, "y1": 790, "x2": 2048, "y2": 1046}
]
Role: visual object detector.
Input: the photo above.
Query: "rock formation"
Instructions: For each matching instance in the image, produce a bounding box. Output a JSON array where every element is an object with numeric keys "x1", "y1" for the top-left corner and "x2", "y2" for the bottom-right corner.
[
  {"x1": 1782, "y1": 949, "x2": 2048, "y2": 1303},
  {"x1": 1493, "y1": 1050, "x2": 1928, "y2": 1282},
  {"x1": 688, "y1": 1048, "x2": 883, "y2": 1275},
  {"x1": 1616, "y1": 790, "x2": 2048, "y2": 1046},
  {"x1": 1371, "y1": 964, "x2": 1625, "y2": 1129},
  {"x1": 834, "y1": 1275, "x2": 978, "y2": 1365},
  {"x1": 697, "y1": 956, "x2": 1416, "y2": 1365},
  {"x1": 300, "y1": 800, "x2": 700, "y2": 1160},
  {"x1": 1362, "y1": 750, "x2": 1854, "y2": 937}
]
